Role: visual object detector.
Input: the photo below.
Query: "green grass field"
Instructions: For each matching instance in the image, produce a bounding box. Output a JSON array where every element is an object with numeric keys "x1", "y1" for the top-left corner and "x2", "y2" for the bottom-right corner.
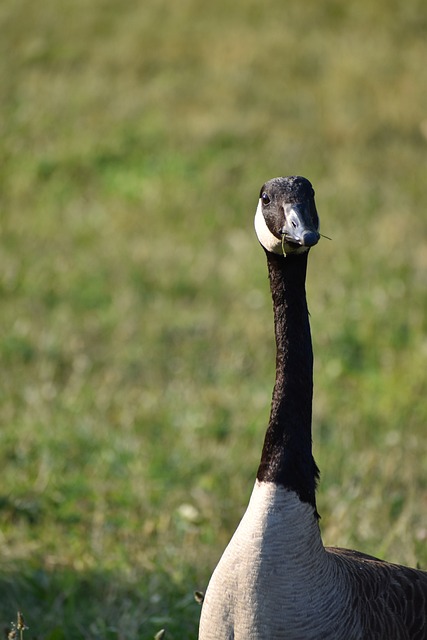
[{"x1": 1, "y1": 0, "x2": 427, "y2": 637}]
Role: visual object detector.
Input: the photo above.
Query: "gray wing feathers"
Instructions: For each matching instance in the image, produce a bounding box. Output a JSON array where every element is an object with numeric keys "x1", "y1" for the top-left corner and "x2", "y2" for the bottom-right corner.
[{"x1": 327, "y1": 547, "x2": 427, "y2": 639}]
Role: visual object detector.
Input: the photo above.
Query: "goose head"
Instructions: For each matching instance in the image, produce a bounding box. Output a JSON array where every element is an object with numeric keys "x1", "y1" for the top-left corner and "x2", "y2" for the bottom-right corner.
[{"x1": 254, "y1": 176, "x2": 320, "y2": 255}]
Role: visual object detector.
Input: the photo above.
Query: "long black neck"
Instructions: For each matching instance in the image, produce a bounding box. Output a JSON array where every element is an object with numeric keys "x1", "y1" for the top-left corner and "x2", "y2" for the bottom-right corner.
[{"x1": 257, "y1": 250, "x2": 319, "y2": 512}]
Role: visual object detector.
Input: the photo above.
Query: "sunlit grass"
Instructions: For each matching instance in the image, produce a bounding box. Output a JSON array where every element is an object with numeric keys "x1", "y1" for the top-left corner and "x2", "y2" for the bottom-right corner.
[{"x1": 1, "y1": 0, "x2": 427, "y2": 637}]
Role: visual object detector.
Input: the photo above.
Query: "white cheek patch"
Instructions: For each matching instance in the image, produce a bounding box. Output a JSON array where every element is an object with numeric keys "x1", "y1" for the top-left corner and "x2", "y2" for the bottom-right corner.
[{"x1": 254, "y1": 200, "x2": 283, "y2": 254}]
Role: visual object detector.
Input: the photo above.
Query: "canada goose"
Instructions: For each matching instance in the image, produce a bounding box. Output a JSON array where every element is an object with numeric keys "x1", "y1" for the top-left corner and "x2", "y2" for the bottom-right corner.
[{"x1": 198, "y1": 176, "x2": 427, "y2": 639}]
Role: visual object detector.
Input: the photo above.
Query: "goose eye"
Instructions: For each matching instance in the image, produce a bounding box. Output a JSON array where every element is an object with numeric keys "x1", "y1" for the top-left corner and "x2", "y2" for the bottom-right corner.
[{"x1": 261, "y1": 192, "x2": 270, "y2": 205}]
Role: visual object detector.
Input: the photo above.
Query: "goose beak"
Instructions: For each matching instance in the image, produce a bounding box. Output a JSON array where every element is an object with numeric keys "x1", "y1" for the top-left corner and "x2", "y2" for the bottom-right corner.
[{"x1": 281, "y1": 203, "x2": 320, "y2": 248}]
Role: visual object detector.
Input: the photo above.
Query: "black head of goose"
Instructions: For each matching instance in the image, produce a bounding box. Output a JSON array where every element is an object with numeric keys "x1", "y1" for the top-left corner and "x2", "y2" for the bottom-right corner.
[{"x1": 198, "y1": 176, "x2": 427, "y2": 640}]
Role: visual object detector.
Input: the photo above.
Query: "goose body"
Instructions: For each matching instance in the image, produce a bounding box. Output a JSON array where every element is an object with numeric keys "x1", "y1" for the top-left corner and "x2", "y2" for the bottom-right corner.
[{"x1": 198, "y1": 176, "x2": 427, "y2": 640}]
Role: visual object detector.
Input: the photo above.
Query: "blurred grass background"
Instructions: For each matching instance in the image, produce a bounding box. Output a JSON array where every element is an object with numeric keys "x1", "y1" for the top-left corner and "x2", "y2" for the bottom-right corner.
[{"x1": 1, "y1": 0, "x2": 427, "y2": 637}]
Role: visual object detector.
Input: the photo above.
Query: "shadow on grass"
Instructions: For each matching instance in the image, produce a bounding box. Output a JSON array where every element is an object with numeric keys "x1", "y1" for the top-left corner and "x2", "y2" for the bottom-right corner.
[{"x1": 0, "y1": 565, "x2": 200, "y2": 640}]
